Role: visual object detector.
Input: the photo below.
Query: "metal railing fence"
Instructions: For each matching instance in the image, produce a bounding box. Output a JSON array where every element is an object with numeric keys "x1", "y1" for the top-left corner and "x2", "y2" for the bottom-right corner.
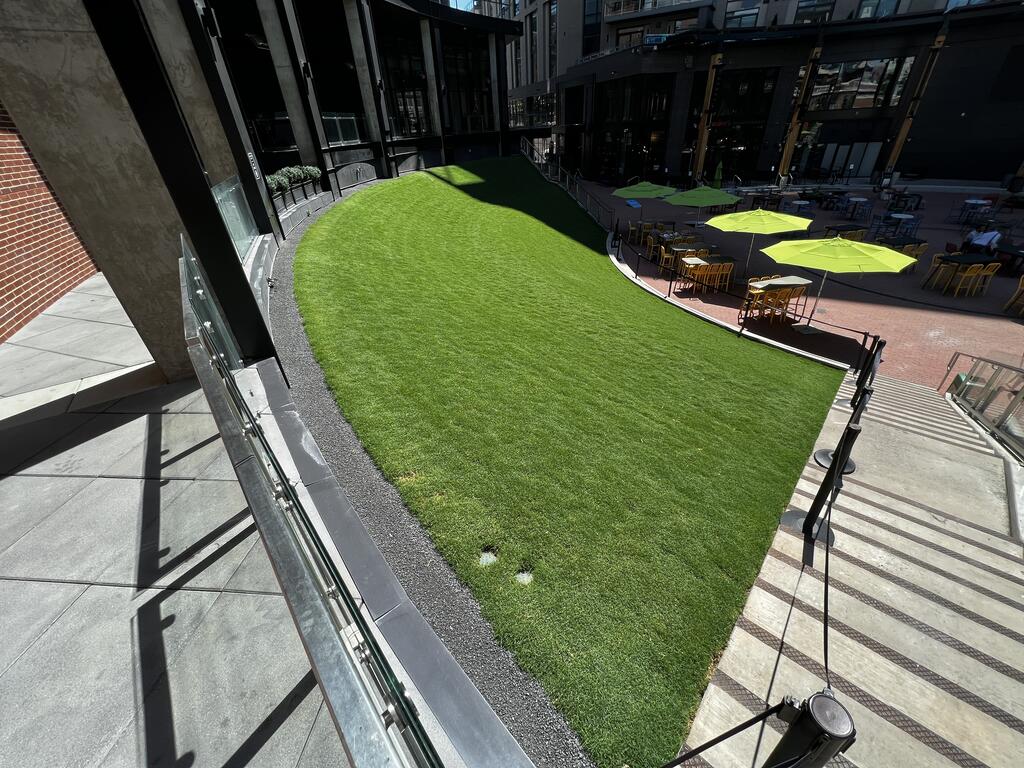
[
  {"x1": 940, "y1": 352, "x2": 1024, "y2": 460},
  {"x1": 520, "y1": 138, "x2": 615, "y2": 231}
]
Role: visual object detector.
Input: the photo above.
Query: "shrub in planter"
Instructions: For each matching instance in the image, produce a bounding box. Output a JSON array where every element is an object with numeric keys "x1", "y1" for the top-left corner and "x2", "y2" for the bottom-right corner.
[
  {"x1": 281, "y1": 166, "x2": 305, "y2": 186},
  {"x1": 266, "y1": 173, "x2": 289, "y2": 194},
  {"x1": 301, "y1": 165, "x2": 322, "y2": 182}
]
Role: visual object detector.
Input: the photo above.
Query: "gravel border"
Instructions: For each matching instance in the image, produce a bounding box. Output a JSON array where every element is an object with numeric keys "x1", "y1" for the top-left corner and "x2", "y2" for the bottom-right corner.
[{"x1": 268, "y1": 184, "x2": 594, "y2": 768}]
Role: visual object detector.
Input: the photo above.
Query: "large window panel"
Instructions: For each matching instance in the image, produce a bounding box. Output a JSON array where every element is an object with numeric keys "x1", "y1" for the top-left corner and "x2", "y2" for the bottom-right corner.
[
  {"x1": 794, "y1": 0, "x2": 834, "y2": 24},
  {"x1": 547, "y1": 1, "x2": 558, "y2": 77},
  {"x1": 725, "y1": 0, "x2": 759, "y2": 29},
  {"x1": 527, "y1": 13, "x2": 538, "y2": 83},
  {"x1": 806, "y1": 57, "x2": 916, "y2": 112},
  {"x1": 444, "y1": 29, "x2": 494, "y2": 134}
]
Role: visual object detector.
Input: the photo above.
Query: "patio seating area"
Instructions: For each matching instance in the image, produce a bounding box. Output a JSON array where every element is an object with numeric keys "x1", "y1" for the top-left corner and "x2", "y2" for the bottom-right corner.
[{"x1": 604, "y1": 180, "x2": 1024, "y2": 384}]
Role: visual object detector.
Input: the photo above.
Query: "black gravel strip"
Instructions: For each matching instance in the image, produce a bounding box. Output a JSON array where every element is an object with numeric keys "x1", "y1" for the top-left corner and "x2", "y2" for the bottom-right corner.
[{"x1": 268, "y1": 187, "x2": 594, "y2": 768}]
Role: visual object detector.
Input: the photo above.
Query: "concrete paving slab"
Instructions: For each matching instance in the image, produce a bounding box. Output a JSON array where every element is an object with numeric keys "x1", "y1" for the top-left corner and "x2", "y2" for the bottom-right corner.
[
  {"x1": 73, "y1": 273, "x2": 117, "y2": 297},
  {"x1": 11, "y1": 412, "x2": 149, "y2": 477},
  {"x1": 0, "y1": 478, "x2": 189, "y2": 582},
  {"x1": 6, "y1": 313, "x2": 79, "y2": 343},
  {"x1": 0, "y1": 411, "x2": 97, "y2": 474},
  {"x1": 0, "y1": 474, "x2": 93, "y2": 554},
  {"x1": 12, "y1": 319, "x2": 151, "y2": 367},
  {"x1": 103, "y1": 413, "x2": 224, "y2": 480},
  {"x1": 0, "y1": 578, "x2": 87, "y2": 673},
  {"x1": 43, "y1": 291, "x2": 133, "y2": 326},
  {"x1": 98, "y1": 592, "x2": 322, "y2": 768},
  {"x1": 0, "y1": 583, "x2": 220, "y2": 768},
  {"x1": 225, "y1": 538, "x2": 282, "y2": 595},
  {"x1": 294, "y1": 703, "x2": 351, "y2": 768},
  {"x1": 100, "y1": 378, "x2": 207, "y2": 414},
  {"x1": 0, "y1": 344, "x2": 121, "y2": 396}
]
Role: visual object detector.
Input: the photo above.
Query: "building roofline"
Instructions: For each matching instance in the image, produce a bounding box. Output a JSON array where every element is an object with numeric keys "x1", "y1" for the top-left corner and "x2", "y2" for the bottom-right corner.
[{"x1": 379, "y1": 0, "x2": 523, "y2": 34}]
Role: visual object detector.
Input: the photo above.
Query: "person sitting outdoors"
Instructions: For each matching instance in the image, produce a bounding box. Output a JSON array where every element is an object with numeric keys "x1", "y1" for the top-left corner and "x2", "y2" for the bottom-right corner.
[{"x1": 962, "y1": 228, "x2": 1002, "y2": 255}]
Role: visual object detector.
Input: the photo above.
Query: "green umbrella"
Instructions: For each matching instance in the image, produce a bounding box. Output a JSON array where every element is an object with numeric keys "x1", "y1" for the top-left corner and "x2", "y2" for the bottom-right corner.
[
  {"x1": 762, "y1": 237, "x2": 915, "y2": 332},
  {"x1": 612, "y1": 181, "x2": 677, "y2": 199},
  {"x1": 663, "y1": 186, "x2": 741, "y2": 226},
  {"x1": 706, "y1": 208, "x2": 812, "y2": 276}
]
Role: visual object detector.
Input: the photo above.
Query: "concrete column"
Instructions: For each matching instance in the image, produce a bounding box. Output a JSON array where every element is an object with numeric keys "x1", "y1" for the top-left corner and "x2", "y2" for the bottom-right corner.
[
  {"x1": 663, "y1": 71, "x2": 693, "y2": 177},
  {"x1": 420, "y1": 19, "x2": 443, "y2": 136},
  {"x1": 489, "y1": 33, "x2": 502, "y2": 136},
  {"x1": 0, "y1": 0, "x2": 193, "y2": 379},
  {"x1": 254, "y1": 0, "x2": 319, "y2": 166},
  {"x1": 342, "y1": 0, "x2": 382, "y2": 144}
]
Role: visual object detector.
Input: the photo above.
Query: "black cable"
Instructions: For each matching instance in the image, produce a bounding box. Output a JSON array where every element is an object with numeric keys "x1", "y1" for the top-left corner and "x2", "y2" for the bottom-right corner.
[
  {"x1": 822, "y1": 483, "x2": 841, "y2": 691},
  {"x1": 660, "y1": 703, "x2": 785, "y2": 768}
]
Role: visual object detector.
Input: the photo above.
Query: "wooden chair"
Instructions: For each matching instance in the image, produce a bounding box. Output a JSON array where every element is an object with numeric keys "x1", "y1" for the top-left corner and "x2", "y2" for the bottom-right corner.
[
  {"x1": 922, "y1": 253, "x2": 958, "y2": 290},
  {"x1": 718, "y1": 262, "x2": 734, "y2": 290},
  {"x1": 640, "y1": 222, "x2": 654, "y2": 243},
  {"x1": 768, "y1": 288, "x2": 794, "y2": 324},
  {"x1": 974, "y1": 262, "x2": 1001, "y2": 296},
  {"x1": 627, "y1": 220, "x2": 639, "y2": 244},
  {"x1": 657, "y1": 246, "x2": 674, "y2": 277},
  {"x1": 789, "y1": 285, "x2": 807, "y2": 318},
  {"x1": 705, "y1": 263, "x2": 722, "y2": 293},
  {"x1": 692, "y1": 264, "x2": 711, "y2": 293},
  {"x1": 645, "y1": 235, "x2": 656, "y2": 260},
  {"x1": 950, "y1": 264, "x2": 983, "y2": 297},
  {"x1": 1003, "y1": 275, "x2": 1024, "y2": 314}
]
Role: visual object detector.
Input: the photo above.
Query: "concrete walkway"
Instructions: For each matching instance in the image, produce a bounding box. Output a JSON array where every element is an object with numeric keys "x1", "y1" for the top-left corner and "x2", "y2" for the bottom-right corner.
[
  {"x1": 0, "y1": 273, "x2": 153, "y2": 398},
  {"x1": 0, "y1": 380, "x2": 346, "y2": 768},
  {"x1": 682, "y1": 373, "x2": 1024, "y2": 767}
]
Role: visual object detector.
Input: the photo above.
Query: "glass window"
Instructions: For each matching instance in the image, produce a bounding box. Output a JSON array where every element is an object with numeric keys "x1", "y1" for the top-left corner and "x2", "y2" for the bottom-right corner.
[
  {"x1": 380, "y1": 21, "x2": 432, "y2": 138},
  {"x1": 617, "y1": 27, "x2": 644, "y2": 48},
  {"x1": 527, "y1": 12, "x2": 538, "y2": 83},
  {"x1": 857, "y1": 0, "x2": 898, "y2": 18},
  {"x1": 794, "y1": 0, "x2": 833, "y2": 24},
  {"x1": 512, "y1": 38, "x2": 522, "y2": 88},
  {"x1": 513, "y1": 0, "x2": 519, "y2": 15},
  {"x1": 547, "y1": 1, "x2": 558, "y2": 78},
  {"x1": 583, "y1": 0, "x2": 602, "y2": 56},
  {"x1": 725, "y1": 0, "x2": 759, "y2": 29},
  {"x1": 444, "y1": 29, "x2": 494, "y2": 134},
  {"x1": 806, "y1": 57, "x2": 916, "y2": 111}
]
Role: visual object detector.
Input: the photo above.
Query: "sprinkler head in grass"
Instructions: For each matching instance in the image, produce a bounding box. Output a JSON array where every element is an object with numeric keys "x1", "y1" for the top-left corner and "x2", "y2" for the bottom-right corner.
[
  {"x1": 515, "y1": 570, "x2": 533, "y2": 586},
  {"x1": 479, "y1": 547, "x2": 498, "y2": 567}
]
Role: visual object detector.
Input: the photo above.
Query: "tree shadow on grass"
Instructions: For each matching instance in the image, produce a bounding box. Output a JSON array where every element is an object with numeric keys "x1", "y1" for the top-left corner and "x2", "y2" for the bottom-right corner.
[{"x1": 426, "y1": 157, "x2": 609, "y2": 255}]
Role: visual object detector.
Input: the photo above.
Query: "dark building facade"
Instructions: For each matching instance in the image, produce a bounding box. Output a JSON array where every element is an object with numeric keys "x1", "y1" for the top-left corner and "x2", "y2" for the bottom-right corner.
[
  {"x1": 491, "y1": 0, "x2": 1024, "y2": 185},
  {"x1": 0, "y1": 0, "x2": 519, "y2": 379}
]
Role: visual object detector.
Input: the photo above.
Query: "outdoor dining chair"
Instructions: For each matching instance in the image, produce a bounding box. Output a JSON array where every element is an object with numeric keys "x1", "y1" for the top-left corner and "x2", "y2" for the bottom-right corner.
[
  {"x1": 627, "y1": 221, "x2": 639, "y2": 244},
  {"x1": 1003, "y1": 275, "x2": 1024, "y2": 314},
  {"x1": 974, "y1": 262, "x2": 1001, "y2": 296},
  {"x1": 922, "y1": 253, "x2": 960, "y2": 290},
  {"x1": 950, "y1": 264, "x2": 984, "y2": 297},
  {"x1": 657, "y1": 246, "x2": 674, "y2": 277}
]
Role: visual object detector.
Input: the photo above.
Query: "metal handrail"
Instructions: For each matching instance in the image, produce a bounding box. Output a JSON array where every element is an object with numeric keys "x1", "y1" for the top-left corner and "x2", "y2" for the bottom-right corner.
[
  {"x1": 520, "y1": 137, "x2": 614, "y2": 230},
  {"x1": 939, "y1": 351, "x2": 1024, "y2": 391}
]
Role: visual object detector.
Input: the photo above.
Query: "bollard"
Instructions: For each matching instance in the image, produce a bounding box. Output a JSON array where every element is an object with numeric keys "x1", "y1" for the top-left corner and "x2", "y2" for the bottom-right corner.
[
  {"x1": 814, "y1": 388, "x2": 872, "y2": 474},
  {"x1": 804, "y1": 424, "x2": 861, "y2": 538},
  {"x1": 761, "y1": 690, "x2": 856, "y2": 768}
]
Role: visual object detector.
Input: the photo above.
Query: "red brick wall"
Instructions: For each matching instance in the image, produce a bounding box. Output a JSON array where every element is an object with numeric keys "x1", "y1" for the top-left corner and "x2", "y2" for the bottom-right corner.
[{"x1": 1, "y1": 99, "x2": 97, "y2": 342}]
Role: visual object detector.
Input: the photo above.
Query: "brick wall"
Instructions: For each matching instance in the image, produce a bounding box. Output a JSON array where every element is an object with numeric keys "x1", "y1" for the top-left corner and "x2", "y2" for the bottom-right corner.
[{"x1": 0, "y1": 99, "x2": 97, "y2": 342}]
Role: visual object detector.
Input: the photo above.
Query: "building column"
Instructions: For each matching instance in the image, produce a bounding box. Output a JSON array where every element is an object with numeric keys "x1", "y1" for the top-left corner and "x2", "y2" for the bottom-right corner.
[
  {"x1": 346, "y1": 0, "x2": 394, "y2": 177},
  {"x1": 254, "y1": 0, "x2": 320, "y2": 167},
  {"x1": 175, "y1": 0, "x2": 282, "y2": 242},
  {"x1": 664, "y1": 71, "x2": 693, "y2": 178},
  {"x1": 693, "y1": 53, "x2": 723, "y2": 183},
  {"x1": 885, "y1": 22, "x2": 947, "y2": 175},
  {"x1": 778, "y1": 43, "x2": 822, "y2": 177},
  {"x1": 420, "y1": 19, "x2": 444, "y2": 138},
  {"x1": 489, "y1": 33, "x2": 503, "y2": 151}
]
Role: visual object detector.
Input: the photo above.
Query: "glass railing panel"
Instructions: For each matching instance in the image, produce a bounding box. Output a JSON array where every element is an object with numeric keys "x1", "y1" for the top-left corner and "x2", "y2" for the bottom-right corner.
[
  {"x1": 181, "y1": 247, "x2": 442, "y2": 767},
  {"x1": 211, "y1": 175, "x2": 259, "y2": 261}
]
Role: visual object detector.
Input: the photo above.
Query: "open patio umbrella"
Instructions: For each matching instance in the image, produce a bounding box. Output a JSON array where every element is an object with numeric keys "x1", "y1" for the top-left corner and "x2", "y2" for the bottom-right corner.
[
  {"x1": 762, "y1": 237, "x2": 915, "y2": 333},
  {"x1": 663, "y1": 186, "x2": 741, "y2": 226},
  {"x1": 706, "y1": 208, "x2": 812, "y2": 277},
  {"x1": 612, "y1": 181, "x2": 677, "y2": 199}
]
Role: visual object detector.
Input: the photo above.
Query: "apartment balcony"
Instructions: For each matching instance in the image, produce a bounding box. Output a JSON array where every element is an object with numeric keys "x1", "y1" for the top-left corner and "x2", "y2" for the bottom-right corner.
[{"x1": 604, "y1": 0, "x2": 712, "y2": 22}]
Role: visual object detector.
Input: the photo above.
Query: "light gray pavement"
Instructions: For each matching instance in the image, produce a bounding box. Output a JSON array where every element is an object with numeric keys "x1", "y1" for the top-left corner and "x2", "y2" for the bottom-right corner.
[
  {"x1": 682, "y1": 373, "x2": 1024, "y2": 767},
  {"x1": 0, "y1": 379, "x2": 347, "y2": 768},
  {"x1": 0, "y1": 273, "x2": 153, "y2": 398}
]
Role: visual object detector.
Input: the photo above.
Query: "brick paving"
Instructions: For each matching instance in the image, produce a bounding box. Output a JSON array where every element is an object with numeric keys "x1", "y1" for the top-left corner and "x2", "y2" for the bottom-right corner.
[{"x1": 591, "y1": 181, "x2": 1023, "y2": 385}]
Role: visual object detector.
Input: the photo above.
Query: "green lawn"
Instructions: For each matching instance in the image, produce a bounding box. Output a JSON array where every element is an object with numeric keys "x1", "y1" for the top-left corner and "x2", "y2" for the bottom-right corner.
[{"x1": 294, "y1": 157, "x2": 841, "y2": 768}]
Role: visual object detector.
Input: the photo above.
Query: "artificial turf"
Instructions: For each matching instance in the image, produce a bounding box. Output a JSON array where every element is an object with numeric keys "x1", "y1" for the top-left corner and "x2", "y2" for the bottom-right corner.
[{"x1": 293, "y1": 157, "x2": 842, "y2": 768}]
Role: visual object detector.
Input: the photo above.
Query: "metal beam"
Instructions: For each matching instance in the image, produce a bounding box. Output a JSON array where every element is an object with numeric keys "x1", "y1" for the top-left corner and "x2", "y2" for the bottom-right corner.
[
  {"x1": 692, "y1": 52, "x2": 722, "y2": 183},
  {"x1": 778, "y1": 43, "x2": 823, "y2": 178}
]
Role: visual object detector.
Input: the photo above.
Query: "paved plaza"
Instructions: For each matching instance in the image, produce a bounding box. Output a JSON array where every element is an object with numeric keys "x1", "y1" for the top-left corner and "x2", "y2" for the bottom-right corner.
[
  {"x1": 595, "y1": 183, "x2": 1024, "y2": 386},
  {"x1": 0, "y1": 379, "x2": 347, "y2": 768}
]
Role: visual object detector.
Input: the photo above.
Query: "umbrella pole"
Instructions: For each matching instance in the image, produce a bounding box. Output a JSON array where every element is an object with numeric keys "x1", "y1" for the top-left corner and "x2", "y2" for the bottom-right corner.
[
  {"x1": 796, "y1": 270, "x2": 828, "y2": 335},
  {"x1": 743, "y1": 233, "x2": 756, "y2": 277}
]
